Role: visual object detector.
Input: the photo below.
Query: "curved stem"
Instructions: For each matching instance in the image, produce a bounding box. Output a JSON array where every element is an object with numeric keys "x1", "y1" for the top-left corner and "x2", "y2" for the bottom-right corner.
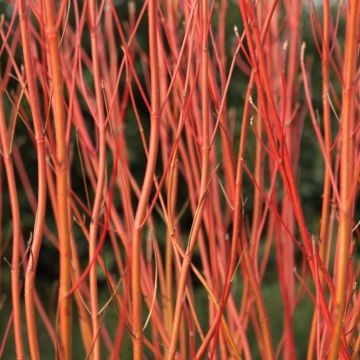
[{"x1": 132, "y1": 0, "x2": 161, "y2": 358}]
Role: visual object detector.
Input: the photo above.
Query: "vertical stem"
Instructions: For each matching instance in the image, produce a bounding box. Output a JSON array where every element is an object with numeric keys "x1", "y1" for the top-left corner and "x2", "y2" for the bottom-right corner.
[
  {"x1": 308, "y1": 1, "x2": 332, "y2": 357},
  {"x1": 87, "y1": 0, "x2": 108, "y2": 357},
  {"x1": 250, "y1": 113, "x2": 263, "y2": 264},
  {"x1": 18, "y1": 0, "x2": 47, "y2": 358},
  {"x1": 280, "y1": 3, "x2": 303, "y2": 357},
  {"x1": 43, "y1": 0, "x2": 73, "y2": 358},
  {"x1": 167, "y1": 0, "x2": 210, "y2": 357},
  {"x1": 0, "y1": 86, "x2": 25, "y2": 360},
  {"x1": 319, "y1": 0, "x2": 332, "y2": 271},
  {"x1": 69, "y1": 235, "x2": 93, "y2": 355},
  {"x1": 132, "y1": 0, "x2": 161, "y2": 358},
  {"x1": 330, "y1": 1, "x2": 359, "y2": 359}
]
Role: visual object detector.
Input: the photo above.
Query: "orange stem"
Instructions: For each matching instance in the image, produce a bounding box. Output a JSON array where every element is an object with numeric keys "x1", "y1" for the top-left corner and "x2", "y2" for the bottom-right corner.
[
  {"x1": 132, "y1": 0, "x2": 161, "y2": 358},
  {"x1": 18, "y1": 0, "x2": 47, "y2": 357},
  {"x1": 330, "y1": 1, "x2": 359, "y2": 358},
  {"x1": 0, "y1": 82, "x2": 25, "y2": 360}
]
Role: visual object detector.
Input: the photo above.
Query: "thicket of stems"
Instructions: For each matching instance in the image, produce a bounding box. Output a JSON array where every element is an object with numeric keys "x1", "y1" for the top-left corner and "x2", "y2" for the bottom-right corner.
[{"x1": 0, "y1": 0, "x2": 359, "y2": 358}]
